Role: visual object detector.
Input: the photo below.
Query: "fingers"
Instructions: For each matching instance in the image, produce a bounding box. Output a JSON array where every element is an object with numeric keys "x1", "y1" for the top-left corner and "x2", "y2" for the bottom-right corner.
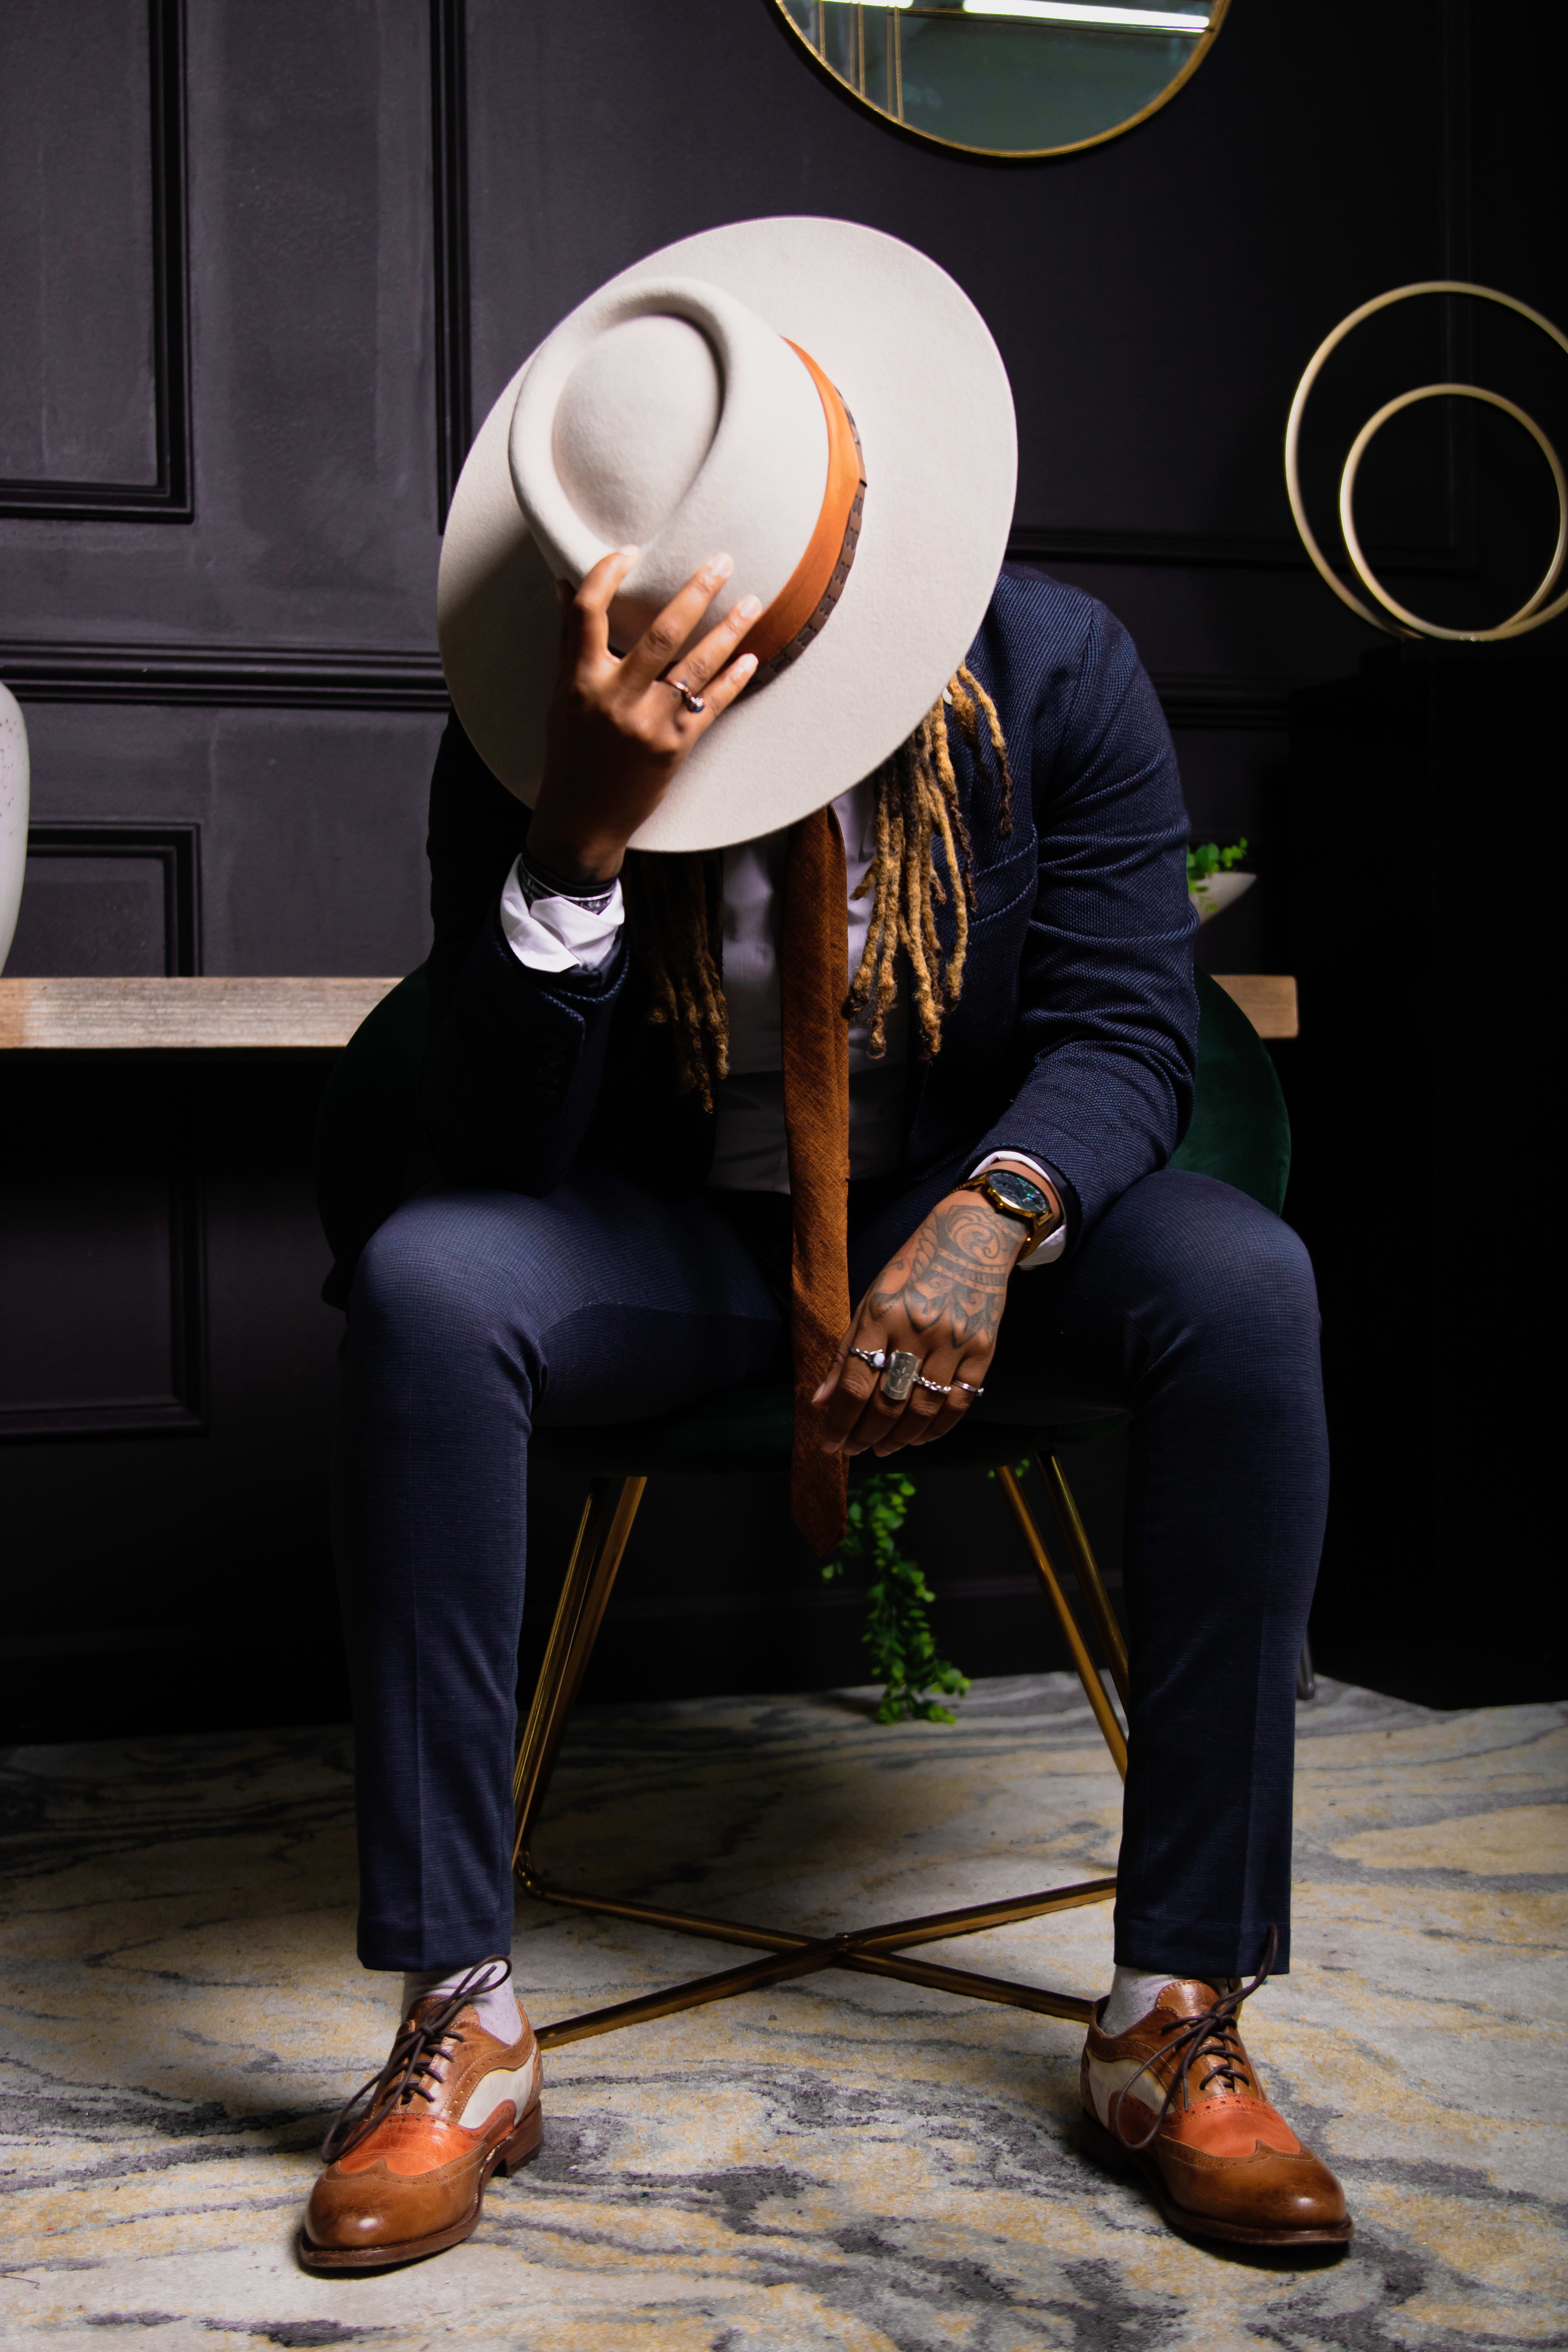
[
  {"x1": 818, "y1": 1335, "x2": 884, "y2": 1449},
  {"x1": 678, "y1": 592, "x2": 762, "y2": 692},
  {"x1": 819, "y1": 1293, "x2": 914, "y2": 1449},
  {"x1": 822, "y1": 1327, "x2": 939, "y2": 1460},
  {"x1": 868, "y1": 1386, "x2": 948, "y2": 1457},
  {"x1": 688, "y1": 648, "x2": 758, "y2": 724},
  {"x1": 561, "y1": 550, "x2": 760, "y2": 754},
  {"x1": 564, "y1": 546, "x2": 638, "y2": 671},
  {"x1": 902, "y1": 1355, "x2": 988, "y2": 1451},
  {"x1": 645, "y1": 638, "x2": 758, "y2": 755},
  {"x1": 829, "y1": 1332, "x2": 993, "y2": 1460},
  {"x1": 617, "y1": 553, "x2": 734, "y2": 693},
  {"x1": 811, "y1": 1325, "x2": 858, "y2": 1413},
  {"x1": 866, "y1": 1341, "x2": 964, "y2": 1458}
]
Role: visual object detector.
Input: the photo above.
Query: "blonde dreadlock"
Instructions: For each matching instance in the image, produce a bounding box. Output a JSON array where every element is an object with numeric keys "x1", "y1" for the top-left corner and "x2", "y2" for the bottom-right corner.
[
  {"x1": 845, "y1": 660, "x2": 1011, "y2": 1061},
  {"x1": 619, "y1": 841, "x2": 728, "y2": 1107},
  {"x1": 620, "y1": 661, "x2": 1011, "y2": 1109}
]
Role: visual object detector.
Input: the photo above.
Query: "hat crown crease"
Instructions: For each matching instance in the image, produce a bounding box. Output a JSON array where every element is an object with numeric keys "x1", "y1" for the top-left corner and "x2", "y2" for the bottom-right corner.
[
  {"x1": 508, "y1": 275, "x2": 829, "y2": 653},
  {"x1": 553, "y1": 314, "x2": 721, "y2": 548}
]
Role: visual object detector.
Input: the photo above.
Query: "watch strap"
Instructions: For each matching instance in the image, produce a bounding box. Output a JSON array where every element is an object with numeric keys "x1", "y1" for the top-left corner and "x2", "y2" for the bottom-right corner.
[{"x1": 962, "y1": 1168, "x2": 1064, "y2": 1250}]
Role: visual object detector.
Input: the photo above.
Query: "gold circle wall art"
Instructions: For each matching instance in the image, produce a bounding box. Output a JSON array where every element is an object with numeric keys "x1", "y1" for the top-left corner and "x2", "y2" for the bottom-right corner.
[
  {"x1": 771, "y1": 0, "x2": 1230, "y2": 159},
  {"x1": 1286, "y1": 281, "x2": 1568, "y2": 644}
]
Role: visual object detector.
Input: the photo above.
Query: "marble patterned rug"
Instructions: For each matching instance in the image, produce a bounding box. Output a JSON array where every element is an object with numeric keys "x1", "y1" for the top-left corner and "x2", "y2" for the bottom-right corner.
[{"x1": 1, "y1": 1673, "x2": 1564, "y2": 2350}]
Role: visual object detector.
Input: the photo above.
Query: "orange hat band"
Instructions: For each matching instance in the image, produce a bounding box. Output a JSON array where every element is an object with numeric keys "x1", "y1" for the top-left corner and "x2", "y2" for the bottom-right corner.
[{"x1": 733, "y1": 341, "x2": 866, "y2": 684}]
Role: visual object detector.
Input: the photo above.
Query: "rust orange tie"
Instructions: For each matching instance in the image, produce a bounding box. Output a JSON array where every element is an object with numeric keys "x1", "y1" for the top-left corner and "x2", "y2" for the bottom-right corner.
[{"x1": 780, "y1": 804, "x2": 852, "y2": 1557}]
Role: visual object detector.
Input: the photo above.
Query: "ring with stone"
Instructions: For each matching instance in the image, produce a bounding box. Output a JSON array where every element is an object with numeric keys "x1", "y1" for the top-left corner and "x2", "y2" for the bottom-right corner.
[
  {"x1": 880, "y1": 1349, "x2": 921, "y2": 1405},
  {"x1": 848, "y1": 1345, "x2": 886, "y2": 1374},
  {"x1": 666, "y1": 676, "x2": 705, "y2": 714}
]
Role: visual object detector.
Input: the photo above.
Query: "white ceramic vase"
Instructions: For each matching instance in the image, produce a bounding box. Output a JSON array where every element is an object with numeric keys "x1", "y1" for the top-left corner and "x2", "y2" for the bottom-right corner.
[
  {"x1": 0, "y1": 681, "x2": 29, "y2": 973},
  {"x1": 1189, "y1": 869, "x2": 1254, "y2": 926}
]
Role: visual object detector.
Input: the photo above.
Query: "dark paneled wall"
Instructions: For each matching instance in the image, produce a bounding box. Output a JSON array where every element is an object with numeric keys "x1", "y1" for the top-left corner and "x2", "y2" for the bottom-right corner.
[
  {"x1": 1, "y1": 0, "x2": 1561, "y2": 1735},
  {"x1": 0, "y1": 0, "x2": 182, "y2": 513}
]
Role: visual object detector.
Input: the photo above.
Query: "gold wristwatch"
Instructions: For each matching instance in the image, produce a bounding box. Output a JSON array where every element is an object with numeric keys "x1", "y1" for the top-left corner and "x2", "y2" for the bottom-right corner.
[{"x1": 960, "y1": 1165, "x2": 1065, "y2": 1253}]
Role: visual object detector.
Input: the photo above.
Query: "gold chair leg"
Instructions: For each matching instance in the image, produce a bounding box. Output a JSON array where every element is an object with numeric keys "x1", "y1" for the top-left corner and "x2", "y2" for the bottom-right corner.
[
  {"x1": 512, "y1": 1474, "x2": 647, "y2": 1875},
  {"x1": 511, "y1": 1459, "x2": 1120, "y2": 2054},
  {"x1": 536, "y1": 1933, "x2": 1099, "y2": 2051},
  {"x1": 1037, "y1": 1450, "x2": 1131, "y2": 1715},
  {"x1": 997, "y1": 1465, "x2": 1128, "y2": 1779},
  {"x1": 528, "y1": 1870, "x2": 1116, "y2": 1966},
  {"x1": 529, "y1": 1873, "x2": 1116, "y2": 2050}
]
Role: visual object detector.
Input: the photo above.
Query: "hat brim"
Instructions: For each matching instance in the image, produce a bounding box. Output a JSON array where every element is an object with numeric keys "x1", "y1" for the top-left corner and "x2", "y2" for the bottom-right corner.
[{"x1": 437, "y1": 217, "x2": 1017, "y2": 855}]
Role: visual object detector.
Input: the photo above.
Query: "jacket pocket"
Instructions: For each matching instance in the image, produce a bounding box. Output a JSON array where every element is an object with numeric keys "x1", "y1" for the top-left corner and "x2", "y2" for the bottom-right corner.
[{"x1": 970, "y1": 839, "x2": 1038, "y2": 927}]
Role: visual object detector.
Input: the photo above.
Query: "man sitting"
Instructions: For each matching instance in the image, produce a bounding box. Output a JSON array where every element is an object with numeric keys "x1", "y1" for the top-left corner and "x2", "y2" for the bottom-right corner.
[{"x1": 300, "y1": 226, "x2": 1348, "y2": 2270}]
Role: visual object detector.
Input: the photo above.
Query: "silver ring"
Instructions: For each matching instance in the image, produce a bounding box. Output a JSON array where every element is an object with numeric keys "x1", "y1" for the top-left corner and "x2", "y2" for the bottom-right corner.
[
  {"x1": 913, "y1": 1374, "x2": 950, "y2": 1396},
  {"x1": 848, "y1": 1345, "x2": 886, "y2": 1374},
  {"x1": 666, "y1": 677, "x2": 705, "y2": 714},
  {"x1": 953, "y1": 1380, "x2": 984, "y2": 1400},
  {"x1": 880, "y1": 1349, "x2": 920, "y2": 1405}
]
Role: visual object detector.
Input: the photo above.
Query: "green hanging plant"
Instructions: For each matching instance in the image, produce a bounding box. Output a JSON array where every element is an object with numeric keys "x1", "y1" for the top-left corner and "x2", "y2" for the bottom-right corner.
[
  {"x1": 821, "y1": 1467, "x2": 972, "y2": 1724},
  {"x1": 1186, "y1": 835, "x2": 1249, "y2": 884}
]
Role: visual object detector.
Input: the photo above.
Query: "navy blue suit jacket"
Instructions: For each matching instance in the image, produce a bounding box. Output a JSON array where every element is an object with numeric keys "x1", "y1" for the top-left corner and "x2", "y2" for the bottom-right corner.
[{"x1": 420, "y1": 565, "x2": 1199, "y2": 1249}]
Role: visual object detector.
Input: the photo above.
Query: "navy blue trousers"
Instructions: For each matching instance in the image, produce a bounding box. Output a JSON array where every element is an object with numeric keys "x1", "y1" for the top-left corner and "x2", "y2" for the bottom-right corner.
[{"x1": 334, "y1": 1163, "x2": 1327, "y2": 1982}]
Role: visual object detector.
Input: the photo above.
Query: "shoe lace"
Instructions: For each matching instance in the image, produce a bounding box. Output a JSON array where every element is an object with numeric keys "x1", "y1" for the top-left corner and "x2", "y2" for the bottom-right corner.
[
  {"x1": 1108, "y1": 1926, "x2": 1278, "y2": 2154},
  {"x1": 320, "y1": 1956, "x2": 512, "y2": 2164}
]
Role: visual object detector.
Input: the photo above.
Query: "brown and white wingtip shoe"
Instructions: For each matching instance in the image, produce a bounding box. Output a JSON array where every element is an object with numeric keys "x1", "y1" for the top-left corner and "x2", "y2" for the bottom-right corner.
[
  {"x1": 298, "y1": 1960, "x2": 543, "y2": 2273},
  {"x1": 1080, "y1": 1966, "x2": 1352, "y2": 2251}
]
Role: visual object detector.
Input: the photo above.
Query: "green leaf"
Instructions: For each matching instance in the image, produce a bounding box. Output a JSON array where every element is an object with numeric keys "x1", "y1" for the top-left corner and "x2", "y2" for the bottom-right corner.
[
  {"x1": 1187, "y1": 836, "x2": 1250, "y2": 885},
  {"x1": 821, "y1": 1466, "x2": 971, "y2": 1724}
]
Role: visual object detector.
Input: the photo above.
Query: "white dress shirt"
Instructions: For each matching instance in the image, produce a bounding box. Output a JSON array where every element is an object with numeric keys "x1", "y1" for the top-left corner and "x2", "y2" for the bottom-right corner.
[{"x1": 499, "y1": 779, "x2": 1067, "y2": 1265}]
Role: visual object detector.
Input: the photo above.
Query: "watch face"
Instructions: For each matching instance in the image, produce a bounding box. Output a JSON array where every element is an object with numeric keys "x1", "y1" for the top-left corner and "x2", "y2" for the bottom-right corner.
[{"x1": 989, "y1": 1171, "x2": 1049, "y2": 1216}]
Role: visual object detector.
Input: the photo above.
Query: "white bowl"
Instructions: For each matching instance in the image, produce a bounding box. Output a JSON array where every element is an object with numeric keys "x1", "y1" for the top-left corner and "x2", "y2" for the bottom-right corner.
[
  {"x1": 1189, "y1": 869, "x2": 1254, "y2": 926},
  {"x1": 0, "y1": 682, "x2": 29, "y2": 973}
]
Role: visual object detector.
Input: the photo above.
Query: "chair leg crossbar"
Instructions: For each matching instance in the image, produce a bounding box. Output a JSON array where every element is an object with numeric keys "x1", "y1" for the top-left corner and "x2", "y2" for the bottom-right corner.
[{"x1": 513, "y1": 1454, "x2": 1129, "y2": 2054}]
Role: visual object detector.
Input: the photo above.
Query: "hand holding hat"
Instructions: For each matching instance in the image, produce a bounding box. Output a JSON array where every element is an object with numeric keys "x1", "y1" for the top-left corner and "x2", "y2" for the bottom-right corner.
[
  {"x1": 529, "y1": 546, "x2": 760, "y2": 887},
  {"x1": 438, "y1": 216, "x2": 1016, "y2": 855}
]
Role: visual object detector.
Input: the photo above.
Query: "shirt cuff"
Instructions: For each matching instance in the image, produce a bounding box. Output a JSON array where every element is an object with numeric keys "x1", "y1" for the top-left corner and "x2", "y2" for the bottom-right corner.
[
  {"x1": 499, "y1": 854, "x2": 624, "y2": 974},
  {"x1": 967, "y1": 1149, "x2": 1069, "y2": 1267}
]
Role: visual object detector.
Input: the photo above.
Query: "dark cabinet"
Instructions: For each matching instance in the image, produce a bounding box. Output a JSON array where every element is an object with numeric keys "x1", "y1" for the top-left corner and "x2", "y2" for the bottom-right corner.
[{"x1": 1285, "y1": 645, "x2": 1563, "y2": 1705}]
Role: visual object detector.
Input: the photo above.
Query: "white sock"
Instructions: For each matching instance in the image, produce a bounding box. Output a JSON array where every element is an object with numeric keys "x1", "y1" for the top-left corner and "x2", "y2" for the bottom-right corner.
[
  {"x1": 1099, "y1": 1967, "x2": 1179, "y2": 2038},
  {"x1": 400, "y1": 1959, "x2": 521, "y2": 2046},
  {"x1": 1100, "y1": 1966, "x2": 1245, "y2": 2037}
]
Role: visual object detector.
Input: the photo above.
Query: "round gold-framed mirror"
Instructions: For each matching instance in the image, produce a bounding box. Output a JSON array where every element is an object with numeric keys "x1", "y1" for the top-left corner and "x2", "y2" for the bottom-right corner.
[{"x1": 771, "y1": 0, "x2": 1229, "y2": 159}]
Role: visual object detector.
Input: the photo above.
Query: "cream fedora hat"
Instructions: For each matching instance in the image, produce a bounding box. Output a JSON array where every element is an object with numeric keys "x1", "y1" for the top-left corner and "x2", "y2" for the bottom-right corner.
[{"x1": 437, "y1": 217, "x2": 1016, "y2": 855}]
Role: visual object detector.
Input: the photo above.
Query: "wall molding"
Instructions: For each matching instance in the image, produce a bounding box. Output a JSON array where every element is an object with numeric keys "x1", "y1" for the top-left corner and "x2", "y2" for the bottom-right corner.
[
  {"x1": 430, "y1": 0, "x2": 472, "y2": 529},
  {"x1": 1009, "y1": 526, "x2": 1318, "y2": 574},
  {"x1": 1010, "y1": 516, "x2": 1479, "y2": 583},
  {"x1": 0, "y1": 640, "x2": 448, "y2": 710},
  {"x1": 0, "y1": 0, "x2": 193, "y2": 524},
  {"x1": 0, "y1": 636, "x2": 1297, "y2": 729},
  {"x1": 1149, "y1": 672, "x2": 1292, "y2": 731},
  {"x1": 0, "y1": 636, "x2": 1294, "y2": 728},
  {"x1": 24, "y1": 822, "x2": 203, "y2": 974},
  {"x1": 0, "y1": 1119, "x2": 207, "y2": 1445}
]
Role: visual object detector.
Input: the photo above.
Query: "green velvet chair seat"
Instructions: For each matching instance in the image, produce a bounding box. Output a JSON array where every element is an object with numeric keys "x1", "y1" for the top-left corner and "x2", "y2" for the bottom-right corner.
[{"x1": 535, "y1": 1382, "x2": 1126, "y2": 1480}]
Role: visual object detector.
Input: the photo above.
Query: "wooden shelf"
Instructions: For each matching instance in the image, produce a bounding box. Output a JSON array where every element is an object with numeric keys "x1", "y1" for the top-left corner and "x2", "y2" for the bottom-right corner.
[
  {"x1": 1209, "y1": 973, "x2": 1298, "y2": 1039},
  {"x1": 0, "y1": 971, "x2": 1301, "y2": 1050},
  {"x1": 0, "y1": 976, "x2": 400, "y2": 1051}
]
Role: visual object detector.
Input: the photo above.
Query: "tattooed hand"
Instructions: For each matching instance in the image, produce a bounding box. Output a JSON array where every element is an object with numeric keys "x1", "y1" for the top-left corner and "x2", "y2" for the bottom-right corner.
[{"x1": 812, "y1": 1161, "x2": 1056, "y2": 1459}]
